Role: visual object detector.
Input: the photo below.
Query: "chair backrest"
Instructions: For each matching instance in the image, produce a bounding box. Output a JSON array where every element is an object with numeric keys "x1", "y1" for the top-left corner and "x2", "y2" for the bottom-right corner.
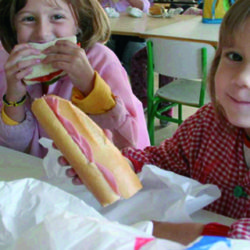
[
  {"x1": 146, "y1": 38, "x2": 216, "y2": 106},
  {"x1": 147, "y1": 38, "x2": 215, "y2": 79}
]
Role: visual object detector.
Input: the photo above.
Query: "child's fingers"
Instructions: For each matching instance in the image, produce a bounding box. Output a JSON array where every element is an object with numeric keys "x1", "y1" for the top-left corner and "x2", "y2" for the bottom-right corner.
[
  {"x1": 11, "y1": 43, "x2": 40, "y2": 55},
  {"x1": 72, "y1": 176, "x2": 83, "y2": 185},
  {"x1": 43, "y1": 54, "x2": 72, "y2": 65},
  {"x1": 12, "y1": 58, "x2": 41, "y2": 80},
  {"x1": 53, "y1": 144, "x2": 70, "y2": 166},
  {"x1": 9, "y1": 45, "x2": 41, "y2": 64},
  {"x1": 54, "y1": 39, "x2": 78, "y2": 47},
  {"x1": 58, "y1": 155, "x2": 69, "y2": 166},
  {"x1": 43, "y1": 40, "x2": 79, "y2": 55},
  {"x1": 66, "y1": 167, "x2": 76, "y2": 177},
  {"x1": 54, "y1": 143, "x2": 83, "y2": 185},
  {"x1": 66, "y1": 168, "x2": 83, "y2": 185},
  {"x1": 5, "y1": 46, "x2": 41, "y2": 81}
]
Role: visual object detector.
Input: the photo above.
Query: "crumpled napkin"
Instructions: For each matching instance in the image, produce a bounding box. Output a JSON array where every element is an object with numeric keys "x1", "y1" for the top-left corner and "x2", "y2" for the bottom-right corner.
[
  {"x1": 127, "y1": 6, "x2": 143, "y2": 18},
  {"x1": 104, "y1": 7, "x2": 120, "y2": 18},
  {"x1": 165, "y1": 7, "x2": 183, "y2": 18}
]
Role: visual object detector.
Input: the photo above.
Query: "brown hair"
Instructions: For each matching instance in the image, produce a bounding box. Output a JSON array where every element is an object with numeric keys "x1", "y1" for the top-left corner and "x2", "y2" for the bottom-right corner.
[
  {"x1": 0, "y1": 0, "x2": 111, "y2": 53},
  {"x1": 208, "y1": 0, "x2": 250, "y2": 116}
]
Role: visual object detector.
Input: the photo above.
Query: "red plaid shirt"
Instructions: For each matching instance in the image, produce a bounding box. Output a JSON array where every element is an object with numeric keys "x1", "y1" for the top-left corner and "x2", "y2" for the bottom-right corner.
[{"x1": 123, "y1": 103, "x2": 250, "y2": 239}]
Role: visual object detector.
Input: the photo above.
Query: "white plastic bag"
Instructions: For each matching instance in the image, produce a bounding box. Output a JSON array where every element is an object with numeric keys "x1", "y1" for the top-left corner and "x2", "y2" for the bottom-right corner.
[
  {"x1": 0, "y1": 178, "x2": 184, "y2": 250},
  {"x1": 40, "y1": 138, "x2": 221, "y2": 225}
]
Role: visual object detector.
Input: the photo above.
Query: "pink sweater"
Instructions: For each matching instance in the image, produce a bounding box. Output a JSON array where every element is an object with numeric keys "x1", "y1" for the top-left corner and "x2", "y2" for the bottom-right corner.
[
  {"x1": 101, "y1": 0, "x2": 150, "y2": 13},
  {"x1": 0, "y1": 43, "x2": 150, "y2": 158}
]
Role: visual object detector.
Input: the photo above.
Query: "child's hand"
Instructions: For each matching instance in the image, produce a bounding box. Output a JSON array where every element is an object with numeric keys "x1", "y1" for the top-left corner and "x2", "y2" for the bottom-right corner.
[
  {"x1": 153, "y1": 221, "x2": 204, "y2": 245},
  {"x1": 53, "y1": 142, "x2": 83, "y2": 185},
  {"x1": 43, "y1": 40, "x2": 95, "y2": 96},
  {"x1": 58, "y1": 155, "x2": 83, "y2": 185},
  {"x1": 5, "y1": 43, "x2": 41, "y2": 98}
]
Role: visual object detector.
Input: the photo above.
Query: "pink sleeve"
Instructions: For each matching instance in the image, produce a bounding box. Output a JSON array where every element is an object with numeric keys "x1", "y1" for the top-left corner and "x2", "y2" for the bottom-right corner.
[
  {"x1": 183, "y1": 7, "x2": 203, "y2": 16},
  {"x1": 0, "y1": 108, "x2": 36, "y2": 153},
  {"x1": 142, "y1": 0, "x2": 150, "y2": 12},
  {"x1": 86, "y1": 44, "x2": 150, "y2": 150},
  {"x1": 0, "y1": 47, "x2": 36, "y2": 154},
  {"x1": 229, "y1": 218, "x2": 250, "y2": 239},
  {"x1": 105, "y1": 0, "x2": 150, "y2": 13},
  {"x1": 90, "y1": 96, "x2": 140, "y2": 149},
  {"x1": 0, "y1": 45, "x2": 8, "y2": 95}
]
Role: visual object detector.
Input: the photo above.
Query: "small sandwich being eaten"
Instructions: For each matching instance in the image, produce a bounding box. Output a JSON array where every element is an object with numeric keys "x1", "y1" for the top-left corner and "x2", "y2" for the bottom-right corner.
[
  {"x1": 22, "y1": 36, "x2": 77, "y2": 85},
  {"x1": 31, "y1": 95, "x2": 143, "y2": 207},
  {"x1": 149, "y1": 4, "x2": 165, "y2": 16}
]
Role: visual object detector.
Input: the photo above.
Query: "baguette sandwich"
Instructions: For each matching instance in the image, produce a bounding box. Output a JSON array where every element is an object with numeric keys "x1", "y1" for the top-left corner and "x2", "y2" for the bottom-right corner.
[
  {"x1": 22, "y1": 36, "x2": 77, "y2": 85},
  {"x1": 31, "y1": 95, "x2": 143, "y2": 206}
]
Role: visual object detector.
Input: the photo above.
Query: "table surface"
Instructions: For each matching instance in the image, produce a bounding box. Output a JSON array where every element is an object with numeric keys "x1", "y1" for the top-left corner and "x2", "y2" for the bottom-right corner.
[
  {"x1": 0, "y1": 145, "x2": 235, "y2": 226},
  {"x1": 0, "y1": 145, "x2": 45, "y2": 181},
  {"x1": 110, "y1": 13, "x2": 220, "y2": 46},
  {"x1": 110, "y1": 13, "x2": 194, "y2": 36}
]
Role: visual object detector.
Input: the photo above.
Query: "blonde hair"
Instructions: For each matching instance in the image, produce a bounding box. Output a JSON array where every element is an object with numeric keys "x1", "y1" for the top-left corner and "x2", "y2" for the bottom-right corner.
[
  {"x1": 0, "y1": 0, "x2": 110, "y2": 53},
  {"x1": 208, "y1": 0, "x2": 250, "y2": 116}
]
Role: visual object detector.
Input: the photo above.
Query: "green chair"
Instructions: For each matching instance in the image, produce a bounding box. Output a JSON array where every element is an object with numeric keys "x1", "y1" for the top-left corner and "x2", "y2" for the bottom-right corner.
[{"x1": 146, "y1": 38, "x2": 216, "y2": 145}]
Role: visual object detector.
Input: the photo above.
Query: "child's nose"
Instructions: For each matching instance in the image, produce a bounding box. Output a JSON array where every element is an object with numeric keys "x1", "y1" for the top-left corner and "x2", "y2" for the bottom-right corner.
[
  {"x1": 36, "y1": 19, "x2": 51, "y2": 41},
  {"x1": 234, "y1": 65, "x2": 250, "y2": 88}
]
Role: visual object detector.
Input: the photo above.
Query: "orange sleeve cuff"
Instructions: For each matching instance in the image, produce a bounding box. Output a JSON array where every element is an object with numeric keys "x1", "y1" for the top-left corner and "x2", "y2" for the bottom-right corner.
[
  {"x1": 71, "y1": 71, "x2": 116, "y2": 114},
  {"x1": 1, "y1": 107, "x2": 19, "y2": 126}
]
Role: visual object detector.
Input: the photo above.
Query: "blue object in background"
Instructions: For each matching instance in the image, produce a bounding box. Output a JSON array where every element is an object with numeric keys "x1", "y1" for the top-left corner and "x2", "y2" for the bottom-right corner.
[{"x1": 187, "y1": 236, "x2": 231, "y2": 250}]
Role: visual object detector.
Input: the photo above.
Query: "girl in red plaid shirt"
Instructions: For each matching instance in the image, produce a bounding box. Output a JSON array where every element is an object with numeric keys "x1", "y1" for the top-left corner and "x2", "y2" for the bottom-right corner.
[
  {"x1": 122, "y1": 0, "x2": 250, "y2": 244},
  {"x1": 63, "y1": 0, "x2": 250, "y2": 245}
]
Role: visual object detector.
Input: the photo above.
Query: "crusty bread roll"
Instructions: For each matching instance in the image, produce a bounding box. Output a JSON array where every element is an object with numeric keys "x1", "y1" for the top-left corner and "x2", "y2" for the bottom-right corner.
[
  {"x1": 149, "y1": 4, "x2": 165, "y2": 16},
  {"x1": 22, "y1": 36, "x2": 77, "y2": 85},
  {"x1": 31, "y1": 95, "x2": 142, "y2": 206}
]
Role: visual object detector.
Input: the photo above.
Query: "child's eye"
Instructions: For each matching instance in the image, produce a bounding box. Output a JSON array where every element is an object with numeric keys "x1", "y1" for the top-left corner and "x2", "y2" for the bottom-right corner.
[
  {"x1": 22, "y1": 16, "x2": 35, "y2": 22},
  {"x1": 51, "y1": 14, "x2": 64, "y2": 20},
  {"x1": 226, "y1": 52, "x2": 243, "y2": 62}
]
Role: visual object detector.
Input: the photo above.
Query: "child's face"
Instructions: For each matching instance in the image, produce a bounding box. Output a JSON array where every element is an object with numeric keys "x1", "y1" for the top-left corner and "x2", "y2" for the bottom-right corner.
[
  {"x1": 215, "y1": 17, "x2": 250, "y2": 131},
  {"x1": 14, "y1": 0, "x2": 78, "y2": 44}
]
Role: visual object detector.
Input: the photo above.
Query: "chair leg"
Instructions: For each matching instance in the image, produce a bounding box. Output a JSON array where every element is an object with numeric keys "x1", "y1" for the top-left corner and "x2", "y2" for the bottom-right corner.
[
  {"x1": 147, "y1": 108, "x2": 155, "y2": 145},
  {"x1": 178, "y1": 104, "x2": 182, "y2": 125}
]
